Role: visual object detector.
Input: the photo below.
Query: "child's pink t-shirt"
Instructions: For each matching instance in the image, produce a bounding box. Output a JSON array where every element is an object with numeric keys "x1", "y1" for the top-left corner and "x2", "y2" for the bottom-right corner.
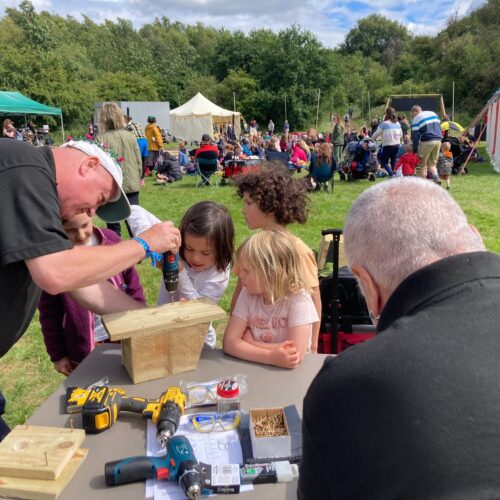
[{"x1": 232, "y1": 288, "x2": 319, "y2": 348}]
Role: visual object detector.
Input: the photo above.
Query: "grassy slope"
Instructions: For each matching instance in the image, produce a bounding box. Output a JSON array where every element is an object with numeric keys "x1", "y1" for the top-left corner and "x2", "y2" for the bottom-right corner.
[{"x1": 0, "y1": 151, "x2": 499, "y2": 427}]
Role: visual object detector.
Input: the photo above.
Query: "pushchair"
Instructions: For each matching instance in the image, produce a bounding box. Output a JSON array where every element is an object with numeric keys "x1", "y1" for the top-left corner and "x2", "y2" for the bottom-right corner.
[
  {"x1": 221, "y1": 157, "x2": 261, "y2": 185},
  {"x1": 339, "y1": 140, "x2": 378, "y2": 182},
  {"x1": 444, "y1": 137, "x2": 475, "y2": 175}
]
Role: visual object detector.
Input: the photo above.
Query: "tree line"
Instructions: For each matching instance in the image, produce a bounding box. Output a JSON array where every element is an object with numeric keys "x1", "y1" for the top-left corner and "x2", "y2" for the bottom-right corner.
[{"x1": 0, "y1": 0, "x2": 498, "y2": 134}]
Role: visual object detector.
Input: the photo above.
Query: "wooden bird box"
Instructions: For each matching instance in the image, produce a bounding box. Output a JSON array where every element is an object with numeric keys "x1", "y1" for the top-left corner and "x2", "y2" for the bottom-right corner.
[{"x1": 102, "y1": 298, "x2": 226, "y2": 384}]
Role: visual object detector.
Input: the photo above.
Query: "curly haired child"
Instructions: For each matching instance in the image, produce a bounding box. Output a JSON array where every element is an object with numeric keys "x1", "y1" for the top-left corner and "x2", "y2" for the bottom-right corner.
[
  {"x1": 232, "y1": 165, "x2": 322, "y2": 352},
  {"x1": 223, "y1": 230, "x2": 319, "y2": 369}
]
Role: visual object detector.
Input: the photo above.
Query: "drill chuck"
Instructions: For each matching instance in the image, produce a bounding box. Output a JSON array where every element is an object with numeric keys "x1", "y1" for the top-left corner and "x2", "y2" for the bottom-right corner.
[
  {"x1": 178, "y1": 461, "x2": 201, "y2": 500},
  {"x1": 157, "y1": 399, "x2": 182, "y2": 448},
  {"x1": 157, "y1": 429, "x2": 173, "y2": 449}
]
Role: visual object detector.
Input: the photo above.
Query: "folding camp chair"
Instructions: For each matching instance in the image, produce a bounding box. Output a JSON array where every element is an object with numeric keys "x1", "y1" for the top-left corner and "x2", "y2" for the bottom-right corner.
[
  {"x1": 265, "y1": 150, "x2": 290, "y2": 168},
  {"x1": 195, "y1": 157, "x2": 220, "y2": 187}
]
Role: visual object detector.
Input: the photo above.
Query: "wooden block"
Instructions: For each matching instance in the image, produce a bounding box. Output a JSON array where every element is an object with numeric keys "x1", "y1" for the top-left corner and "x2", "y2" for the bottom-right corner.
[
  {"x1": 317, "y1": 233, "x2": 347, "y2": 271},
  {"x1": 122, "y1": 323, "x2": 209, "y2": 384},
  {"x1": 103, "y1": 298, "x2": 226, "y2": 341},
  {"x1": 0, "y1": 426, "x2": 85, "y2": 481},
  {"x1": 0, "y1": 448, "x2": 88, "y2": 500}
]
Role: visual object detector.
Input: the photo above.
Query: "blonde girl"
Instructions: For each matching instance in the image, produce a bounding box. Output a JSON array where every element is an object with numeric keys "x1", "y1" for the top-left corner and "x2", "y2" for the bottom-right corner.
[{"x1": 223, "y1": 230, "x2": 318, "y2": 369}]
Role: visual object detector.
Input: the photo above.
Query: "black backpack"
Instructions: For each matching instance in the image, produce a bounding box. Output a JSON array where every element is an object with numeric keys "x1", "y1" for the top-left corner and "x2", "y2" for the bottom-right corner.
[{"x1": 319, "y1": 266, "x2": 371, "y2": 333}]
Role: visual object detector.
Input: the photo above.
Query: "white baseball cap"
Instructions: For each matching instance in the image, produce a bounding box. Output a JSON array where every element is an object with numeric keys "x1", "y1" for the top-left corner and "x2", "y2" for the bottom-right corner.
[{"x1": 61, "y1": 140, "x2": 131, "y2": 222}]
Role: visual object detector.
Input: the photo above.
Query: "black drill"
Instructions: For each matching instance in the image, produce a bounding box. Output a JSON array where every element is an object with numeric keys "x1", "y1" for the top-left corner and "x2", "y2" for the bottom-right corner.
[{"x1": 163, "y1": 251, "x2": 179, "y2": 294}]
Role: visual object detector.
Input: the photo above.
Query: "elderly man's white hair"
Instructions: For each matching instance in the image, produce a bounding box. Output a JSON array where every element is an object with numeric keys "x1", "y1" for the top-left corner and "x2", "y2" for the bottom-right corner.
[{"x1": 344, "y1": 177, "x2": 485, "y2": 297}]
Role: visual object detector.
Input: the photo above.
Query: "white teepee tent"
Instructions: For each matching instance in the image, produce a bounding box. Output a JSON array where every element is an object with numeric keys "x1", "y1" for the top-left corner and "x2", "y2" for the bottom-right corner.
[
  {"x1": 485, "y1": 88, "x2": 500, "y2": 173},
  {"x1": 170, "y1": 93, "x2": 241, "y2": 142}
]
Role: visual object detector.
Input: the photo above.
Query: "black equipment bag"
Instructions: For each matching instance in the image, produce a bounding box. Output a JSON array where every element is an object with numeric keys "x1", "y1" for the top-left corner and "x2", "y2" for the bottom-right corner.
[{"x1": 318, "y1": 229, "x2": 374, "y2": 354}]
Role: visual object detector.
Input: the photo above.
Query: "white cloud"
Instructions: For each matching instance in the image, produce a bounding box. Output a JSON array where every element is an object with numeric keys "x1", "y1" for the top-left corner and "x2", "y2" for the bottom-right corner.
[{"x1": 0, "y1": 0, "x2": 488, "y2": 47}]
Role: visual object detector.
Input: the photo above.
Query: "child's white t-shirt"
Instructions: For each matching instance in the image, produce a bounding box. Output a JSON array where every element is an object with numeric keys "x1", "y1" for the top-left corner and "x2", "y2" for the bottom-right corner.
[
  {"x1": 232, "y1": 288, "x2": 319, "y2": 349},
  {"x1": 127, "y1": 205, "x2": 229, "y2": 348}
]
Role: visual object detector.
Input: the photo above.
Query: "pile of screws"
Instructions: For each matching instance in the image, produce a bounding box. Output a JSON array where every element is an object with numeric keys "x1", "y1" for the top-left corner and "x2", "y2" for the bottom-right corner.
[{"x1": 252, "y1": 411, "x2": 287, "y2": 437}]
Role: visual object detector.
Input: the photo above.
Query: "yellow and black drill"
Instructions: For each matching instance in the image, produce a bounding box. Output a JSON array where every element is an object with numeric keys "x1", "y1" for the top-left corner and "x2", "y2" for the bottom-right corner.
[{"x1": 66, "y1": 385, "x2": 186, "y2": 449}]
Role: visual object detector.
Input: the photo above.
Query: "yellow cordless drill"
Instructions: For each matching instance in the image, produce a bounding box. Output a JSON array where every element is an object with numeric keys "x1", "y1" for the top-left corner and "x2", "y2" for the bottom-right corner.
[{"x1": 67, "y1": 385, "x2": 186, "y2": 449}]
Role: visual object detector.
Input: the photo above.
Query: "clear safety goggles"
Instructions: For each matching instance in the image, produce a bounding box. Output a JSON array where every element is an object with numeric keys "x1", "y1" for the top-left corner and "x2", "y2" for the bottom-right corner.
[
  {"x1": 191, "y1": 411, "x2": 240, "y2": 433},
  {"x1": 186, "y1": 383, "x2": 218, "y2": 406}
]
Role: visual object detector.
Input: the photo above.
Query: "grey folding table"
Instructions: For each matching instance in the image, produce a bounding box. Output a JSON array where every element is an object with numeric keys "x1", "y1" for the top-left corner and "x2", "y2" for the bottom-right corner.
[{"x1": 28, "y1": 344, "x2": 328, "y2": 499}]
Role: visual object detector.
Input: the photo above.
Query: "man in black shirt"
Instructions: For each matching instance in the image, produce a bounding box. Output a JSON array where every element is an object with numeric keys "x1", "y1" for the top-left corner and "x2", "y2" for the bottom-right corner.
[
  {"x1": 299, "y1": 177, "x2": 500, "y2": 499},
  {"x1": 0, "y1": 139, "x2": 181, "y2": 437}
]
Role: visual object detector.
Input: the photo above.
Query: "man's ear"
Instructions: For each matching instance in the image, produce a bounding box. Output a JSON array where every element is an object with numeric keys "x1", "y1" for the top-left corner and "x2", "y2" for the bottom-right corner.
[
  {"x1": 350, "y1": 264, "x2": 384, "y2": 320},
  {"x1": 78, "y1": 156, "x2": 100, "y2": 177}
]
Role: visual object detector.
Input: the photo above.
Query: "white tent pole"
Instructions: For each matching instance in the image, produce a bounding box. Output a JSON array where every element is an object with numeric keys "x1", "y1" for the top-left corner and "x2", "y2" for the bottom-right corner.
[
  {"x1": 60, "y1": 113, "x2": 65, "y2": 143},
  {"x1": 315, "y1": 89, "x2": 321, "y2": 129},
  {"x1": 452, "y1": 81, "x2": 455, "y2": 120}
]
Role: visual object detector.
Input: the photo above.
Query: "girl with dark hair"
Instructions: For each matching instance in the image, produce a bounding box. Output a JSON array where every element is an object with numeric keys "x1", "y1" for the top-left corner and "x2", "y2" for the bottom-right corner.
[
  {"x1": 371, "y1": 106, "x2": 403, "y2": 176},
  {"x1": 127, "y1": 202, "x2": 235, "y2": 347}
]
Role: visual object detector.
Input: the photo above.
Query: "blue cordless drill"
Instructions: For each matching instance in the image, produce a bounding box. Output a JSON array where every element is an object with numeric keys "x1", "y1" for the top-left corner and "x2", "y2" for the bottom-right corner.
[{"x1": 105, "y1": 435, "x2": 201, "y2": 499}]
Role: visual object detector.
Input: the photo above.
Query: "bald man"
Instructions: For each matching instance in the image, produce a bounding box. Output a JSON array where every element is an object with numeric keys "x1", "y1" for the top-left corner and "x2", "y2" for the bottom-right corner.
[
  {"x1": 299, "y1": 178, "x2": 500, "y2": 499},
  {"x1": 0, "y1": 139, "x2": 181, "y2": 358}
]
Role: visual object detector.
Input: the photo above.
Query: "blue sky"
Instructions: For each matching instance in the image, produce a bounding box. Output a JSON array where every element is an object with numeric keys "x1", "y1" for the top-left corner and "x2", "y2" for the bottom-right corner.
[{"x1": 1, "y1": 0, "x2": 486, "y2": 47}]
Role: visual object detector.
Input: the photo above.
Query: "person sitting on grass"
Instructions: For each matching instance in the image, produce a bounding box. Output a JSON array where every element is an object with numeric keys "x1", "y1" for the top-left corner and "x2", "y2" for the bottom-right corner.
[
  {"x1": 223, "y1": 230, "x2": 318, "y2": 369},
  {"x1": 38, "y1": 213, "x2": 145, "y2": 376},
  {"x1": 290, "y1": 140, "x2": 310, "y2": 172},
  {"x1": 177, "y1": 141, "x2": 190, "y2": 170}
]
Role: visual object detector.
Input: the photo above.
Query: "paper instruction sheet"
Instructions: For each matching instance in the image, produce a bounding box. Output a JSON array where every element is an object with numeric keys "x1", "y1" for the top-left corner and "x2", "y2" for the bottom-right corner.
[{"x1": 146, "y1": 415, "x2": 252, "y2": 499}]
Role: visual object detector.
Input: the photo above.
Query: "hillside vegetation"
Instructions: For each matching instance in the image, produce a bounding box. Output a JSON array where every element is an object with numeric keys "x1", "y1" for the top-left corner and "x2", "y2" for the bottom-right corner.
[{"x1": 0, "y1": 0, "x2": 498, "y2": 134}]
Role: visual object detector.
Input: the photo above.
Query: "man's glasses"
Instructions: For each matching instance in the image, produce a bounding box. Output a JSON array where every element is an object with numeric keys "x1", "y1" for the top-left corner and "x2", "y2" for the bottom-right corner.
[{"x1": 191, "y1": 411, "x2": 240, "y2": 433}]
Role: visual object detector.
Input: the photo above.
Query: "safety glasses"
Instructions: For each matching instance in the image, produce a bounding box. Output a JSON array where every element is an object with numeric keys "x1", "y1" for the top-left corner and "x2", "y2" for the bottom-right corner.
[
  {"x1": 186, "y1": 383, "x2": 218, "y2": 406},
  {"x1": 191, "y1": 411, "x2": 240, "y2": 433}
]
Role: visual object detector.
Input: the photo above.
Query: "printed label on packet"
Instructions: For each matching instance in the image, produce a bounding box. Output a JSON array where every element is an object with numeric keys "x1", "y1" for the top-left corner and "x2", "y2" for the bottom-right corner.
[{"x1": 211, "y1": 464, "x2": 240, "y2": 485}]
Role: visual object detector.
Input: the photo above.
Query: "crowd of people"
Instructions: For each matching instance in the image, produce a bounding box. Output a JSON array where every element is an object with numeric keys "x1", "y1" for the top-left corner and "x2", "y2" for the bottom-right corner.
[
  {"x1": 1, "y1": 99, "x2": 499, "y2": 499},
  {"x1": 178, "y1": 104, "x2": 465, "y2": 192}
]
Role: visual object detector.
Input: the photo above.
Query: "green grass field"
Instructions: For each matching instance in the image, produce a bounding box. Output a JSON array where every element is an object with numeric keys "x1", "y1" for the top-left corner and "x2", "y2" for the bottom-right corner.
[{"x1": 1, "y1": 151, "x2": 499, "y2": 428}]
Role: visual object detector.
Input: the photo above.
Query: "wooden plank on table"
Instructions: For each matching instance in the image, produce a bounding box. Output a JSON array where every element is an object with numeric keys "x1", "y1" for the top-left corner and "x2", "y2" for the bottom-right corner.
[
  {"x1": 103, "y1": 297, "x2": 226, "y2": 341},
  {"x1": 0, "y1": 448, "x2": 88, "y2": 500},
  {"x1": 0, "y1": 426, "x2": 85, "y2": 481}
]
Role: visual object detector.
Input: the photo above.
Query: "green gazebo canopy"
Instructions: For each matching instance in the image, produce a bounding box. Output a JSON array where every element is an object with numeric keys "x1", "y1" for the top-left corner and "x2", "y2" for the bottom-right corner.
[{"x1": 0, "y1": 91, "x2": 61, "y2": 115}]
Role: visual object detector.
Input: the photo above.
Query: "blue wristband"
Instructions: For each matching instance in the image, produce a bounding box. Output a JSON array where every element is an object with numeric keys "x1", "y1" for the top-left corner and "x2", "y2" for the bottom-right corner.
[
  {"x1": 133, "y1": 237, "x2": 162, "y2": 266},
  {"x1": 133, "y1": 236, "x2": 150, "y2": 257}
]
